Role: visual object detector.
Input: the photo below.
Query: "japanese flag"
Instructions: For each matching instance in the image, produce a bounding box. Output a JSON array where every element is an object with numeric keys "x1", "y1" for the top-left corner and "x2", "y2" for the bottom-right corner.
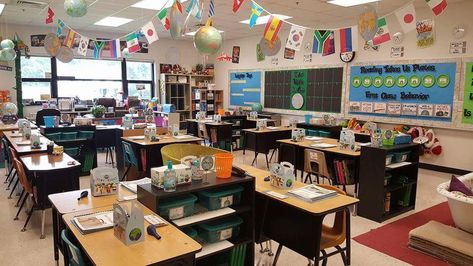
[
  {"x1": 395, "y1": 4, "x2": 416, "y2": 33},
  {"x1": 142, "y1": 21, "x2": 159, "y2": 44}
]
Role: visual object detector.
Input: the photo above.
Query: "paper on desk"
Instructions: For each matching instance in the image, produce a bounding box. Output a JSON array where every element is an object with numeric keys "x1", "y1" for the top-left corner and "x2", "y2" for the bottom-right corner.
[
  {"x1": 128, "y1": 136, "x2": 145, "y2": 140},
  {"x1": 305, "y1": 136, "x2": 324, "y2": 141},
  {"x1": 311, "y1": 143, "x2": 337, "y2": 148}
]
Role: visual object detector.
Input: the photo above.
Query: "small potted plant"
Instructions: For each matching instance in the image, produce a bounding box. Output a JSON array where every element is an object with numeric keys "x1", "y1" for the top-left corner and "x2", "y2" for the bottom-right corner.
[
  {"x1": 91, "y1": 105, "x2": 106, "y2": 118},
  {"x1": 195, "y1": 64, "x2": 203, "y2": 74}
]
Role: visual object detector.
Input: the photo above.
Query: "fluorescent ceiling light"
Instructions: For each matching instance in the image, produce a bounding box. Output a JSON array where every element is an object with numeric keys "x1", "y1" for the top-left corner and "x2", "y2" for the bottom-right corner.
[
  {"x1": 328, "y1": 0, "x2": 381, "y2": 7},
  {"x1": 132, "y1": 0, "x2": 188, "y2": 10},
  {"x1": 239, "y1": 14, "x2": 292, "y2": 26},
  {"x1": 185, "y1": 30, "x2": 224, "y2": 36},
  {"x1": 94, "y1": 17, "x2": 133, "y2": 27},
  {"x1": 0, "y1": 4, "x2": 5, "y2": 16}
]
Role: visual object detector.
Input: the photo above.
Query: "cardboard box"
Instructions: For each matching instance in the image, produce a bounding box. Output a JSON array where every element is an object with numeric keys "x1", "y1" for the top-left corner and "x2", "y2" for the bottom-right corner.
[{"x1": 151, "y1": 164, "x2": 192, "y2": 188}]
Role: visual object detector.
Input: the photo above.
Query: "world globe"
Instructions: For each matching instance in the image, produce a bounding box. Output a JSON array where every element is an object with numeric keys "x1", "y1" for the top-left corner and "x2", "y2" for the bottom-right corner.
[
  {"x1": 2, "y1": 102, "x2": 18, "y2": 116},
  {"x1": 193, "y1": 26, "x2": 223, "y2": 55},
  {"x1": 1, "y1": 39, "x2": 15, "y2": 50},
  {"x1": 64, "y1": 0, "x2": 88, "y2": 17},
  {"x1": 251, "y1": 103, "x2": 263, "y2": 113}
]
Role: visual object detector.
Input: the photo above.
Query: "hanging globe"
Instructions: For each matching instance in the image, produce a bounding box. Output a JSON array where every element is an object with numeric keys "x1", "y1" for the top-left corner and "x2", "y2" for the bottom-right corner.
[
  {"x1": 44, "y1": 34, "x2": 61, "y2": 57},
  {"x1": 64, "y1": 0, "x2": 87, "y2": 17},
  {"x1": 358, "y1": 5, "x2": 378, "y2": 41},
  {"x1": 1, "y1": 39, "x2": 15, "y2": 50},
  {"x1": 0, "y1": 50, "x2": 6, "y2": 61},
  {"x1": 2, "y1": 48, "x2": 17, "y2": 61},
  {"x1": 251, "y1": 103, "x2": 263, "y2": 113},
  {"x1": 122, "y1": 48, "x2": 132, "y2": 59},
  {"x1": 193, "y1": 26, "x2": 223, "y2": 55},
  {"x1": 56, "y1": 46, "x2": 74, "y2": 63},
  {"x1": 2, "y1": 102, "x2": 18, "y2": 116}
]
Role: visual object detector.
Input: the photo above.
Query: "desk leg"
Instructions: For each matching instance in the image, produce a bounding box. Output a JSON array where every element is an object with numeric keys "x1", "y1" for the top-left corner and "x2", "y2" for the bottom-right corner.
[
  {"x1": 346, "y1": 208, "x2": 351, "y2": 265},
  {"x1": 251, "y1": 152, "x2": 258, "y2": 166},
  {"x1": 313, "y1": 216, "x2": 324, "y2": 266},
  {"x1": 52, "y1": 208, "x2": 59, "y2": 262}
]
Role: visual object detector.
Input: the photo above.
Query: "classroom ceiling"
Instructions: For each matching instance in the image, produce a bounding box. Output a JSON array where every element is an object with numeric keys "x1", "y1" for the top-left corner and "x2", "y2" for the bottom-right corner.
[{"x1": 0, "y1": 0, "x2": 465, "y2": 40}]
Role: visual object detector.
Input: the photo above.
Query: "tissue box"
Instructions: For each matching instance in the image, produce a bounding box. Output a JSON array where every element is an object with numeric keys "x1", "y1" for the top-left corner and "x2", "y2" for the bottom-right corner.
[
  {"x1": 151, "y1": 164, "x2": 192, "y2": 188},
  {"x1": 90, "y1": 167, "x2": 119, "y2": 196}
]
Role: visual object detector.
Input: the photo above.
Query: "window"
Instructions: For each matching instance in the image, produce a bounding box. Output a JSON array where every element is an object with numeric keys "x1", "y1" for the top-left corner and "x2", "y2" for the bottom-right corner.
[
  {"x1": 21, "y1": 56, "x2": 52, "y2": 101},
  {"x1": 126, "y1": 61, "x2": 154, "y2": 100},
  {"x1": 57, "y1": 59, "x2": 122, "y2": 80}
]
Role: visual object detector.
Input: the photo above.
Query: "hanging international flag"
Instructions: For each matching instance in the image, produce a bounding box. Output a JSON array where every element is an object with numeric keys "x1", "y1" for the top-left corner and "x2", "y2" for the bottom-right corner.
[
  {"x1": 63, "y1": 29, "x2": 76, "y2": 48},
  {"x1": 186, "y1": 0, "x2": 203, "y2": 20},
  {"x1": 93, "y1": 41, "x2": 105, "y2": 59},
  {"x1": 141, "y1": 21, "x2": 159, "y2": 44},
  {"x1": 46, "y1": 7, "x2": 54, "y2": 24},
  {"x1": 395, "y1": 4, "x2": 416, "y2": 33},
  {"x1": 263, "y1": 15, "x2": 282, "y2": 42},
  {"x1": 174, "y1": 0, "x2": 183, "y2": 13},
  {"x1": 312, "y1": 30, "x2": 335, "y2": 56},
  {"x1": 56, "y1": 19, "x2": 65, "y2": 36},
  {"x1": 372, "y1": 17, "x2": 391, "y2": 45},
  {"x1": 286, "y1": 25, "x2": 305, "y2": 51},
  {"x1": 249, "y1": 2, "x2": 263, "y2": 29},
  {"x1": 208, "y1": 0, "x2": 215, "y2": 17},
  {"x1": 233, "y1": 0, "x2": 245, "y2": 13},
  {"x1": 339, "y1": 26, "x2": 358, "y2": 53},
  {"x1": 109, "y1": 39, "x2": 121, "y2": 59},
  {"x1": 157, "y1": 9, "x2": 170, "y2": 30},
  {"x1": 425, "y1": 0, "x2": 447, "y2": 16},
  {"x1": 126, "y1": 33, "x2": 141, "y2": 53},
  {"x1": 77, "y1": 36, "x2": 89, "y2": 56}
]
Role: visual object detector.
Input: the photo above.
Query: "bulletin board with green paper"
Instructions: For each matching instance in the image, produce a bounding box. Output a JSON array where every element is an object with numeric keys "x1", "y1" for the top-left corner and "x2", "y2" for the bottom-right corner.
[{"x1": 462, "y1": 62, "x2": 473, "y2": 125}]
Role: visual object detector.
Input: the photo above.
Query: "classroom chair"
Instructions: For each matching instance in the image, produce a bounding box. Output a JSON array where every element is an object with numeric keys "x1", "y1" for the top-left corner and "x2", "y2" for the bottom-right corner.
[
  {"x1": 303, "y1": 149, "x2": 332, "y2": 185},
  {"x1": 35, "y1": 108, "x2": 61, "y2": 126},
  {"x1": 197, "y1": 123, "x2": 210, "y2": 145},
  {"x1": 2, "y1": 138, "x2": 15, "y2": 184},
  {"x1": 161, "y1": 144, "x2": 228, "y2": 165},
  {"x1": 7, "y1": 147, "x2": 20, "y2": 199},
  {"x1": 208, "y1": 124, "x2": 233, "y2": 151},
  {"x1": 61, "y1": 229, "x2": 86, "y2": 266},
  {"x1": 121, "y1": 141, "x2": 139, "y2": 181}
]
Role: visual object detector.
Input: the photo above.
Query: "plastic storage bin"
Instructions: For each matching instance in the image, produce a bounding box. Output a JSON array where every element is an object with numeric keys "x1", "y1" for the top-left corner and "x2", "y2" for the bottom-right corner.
[
  {"x1": 384, "y1": 173, "x2": 392, "y2": 186},
  {"x1": 304, "y1": 114, "x2": 312, "y2": 124},
  {"x1": 393, "y1": 151, "x2": 410, "y2": 163},
  {"x1": 318, "y1": 131, "x2": 331, "y2": 138},
  {"x1": 197, "y1": 186, "x2": 244, "y2": 211},
  {"x1": 198, "y1": 216, "x2": 243, "y2": 243},
  {"x1": 386, "y1": 154, "x2": 394, "y2": 165},
  {"x1": 61, "y1": 132, "x2": 77, "y2": 140},
  {"x1": 46, "y1": 133, "x2": 61, "y2": 141},
  {"x1": 44, "y1": 116, "x2": 57, "y2": 128},
  {"x1": 157, "y1": 194, "x2": 198, "y2": 220},
  {"x1": 181, "y1": 227, "x2": 198, "y2": 240},
  {"x1": 78, "y1": 131, "x2": 94, "y2": 139},
  {"x1": 306, "y1": 129, "x2": 319, "y2": 136}
]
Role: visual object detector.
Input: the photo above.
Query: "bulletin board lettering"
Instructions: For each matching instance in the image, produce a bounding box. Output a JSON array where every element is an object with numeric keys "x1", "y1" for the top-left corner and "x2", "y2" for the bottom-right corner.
[
  {"x1": 229, "y1": 71, "x2": 261, "y2": 107},
  {"x1": 462, "y1": 62, "x2": 473, "y2": 125},
  {"x1": 348, "y1": 63, "x2": 456, "y2": 121}
]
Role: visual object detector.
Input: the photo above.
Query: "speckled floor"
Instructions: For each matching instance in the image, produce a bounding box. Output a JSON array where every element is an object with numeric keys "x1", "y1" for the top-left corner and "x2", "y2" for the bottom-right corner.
[{"x1": 0, "y1": 150, "x2": 450, "y2": 265}]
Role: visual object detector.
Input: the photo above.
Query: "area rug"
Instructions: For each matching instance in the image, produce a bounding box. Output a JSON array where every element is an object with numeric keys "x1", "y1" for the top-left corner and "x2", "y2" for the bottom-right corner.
[{"x1": 354, "y1": 202, "x2": 454, "y2": 265}]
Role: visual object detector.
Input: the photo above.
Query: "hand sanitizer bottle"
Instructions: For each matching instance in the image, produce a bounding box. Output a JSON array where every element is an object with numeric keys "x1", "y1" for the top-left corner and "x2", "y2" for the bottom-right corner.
[{"x1": 163, "y1": 161, "x2": 177, "y2": 192}]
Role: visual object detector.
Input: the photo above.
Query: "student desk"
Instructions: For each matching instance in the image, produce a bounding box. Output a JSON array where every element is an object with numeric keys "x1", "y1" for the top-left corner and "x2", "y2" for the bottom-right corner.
[
  {"x1": 20, "y1": 153, "x2": 81, "y2": 238},
  {"x1": 238, "y1": 165, "x2": 359, "y2": 265},
  {"x1": 242, "y1": 127, "x2": 292, "y2": 168},
  {"x1": 186, "y1": 119, "x2": 214, "y2": 137},
  {"x1": 114, "y1": 127, "x2": 145, "y2": 176},
  {"x1": 4, "y1": 130, "x2": 50, "y2": 155},
  {"x1": 121, "y1": 135, "x2": 202, "y2": 177},
  {"x1": 296, "y1": 123, "x2": 342, "y2": 139},
  {"x1": 62, "y1": 205, "x2": 202, "y2": 266},
  {"x1": 0, "y1": 122, "x2": 38, "y2": 137},
  {"x1": 48, "y1": 187, "x2": 135, "y2": 264}
]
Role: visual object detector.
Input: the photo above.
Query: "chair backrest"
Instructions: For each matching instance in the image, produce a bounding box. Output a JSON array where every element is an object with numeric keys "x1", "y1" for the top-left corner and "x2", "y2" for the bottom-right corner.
[
  {"x1": 278, "y1": 143, "x2": 297, "y2": 167},
  {"x1": 198, "y1": 123, "x2": 209, "y2": 140},
  {"x1": 304, "y1": 149, "x2": 330, "y2": 178},
  {"x1": 36, "y1": 109, "x2": 61, "y2": 126},
  {"x1": 13, "y1": 158, "x2": 33, "y2": 194},
  {"x1": 9, "y1": 146, "x2": 18, "y2": 163},
  {"x1": 61, "y1": 229, "x2": 86, "y2": 266},
  {"x1": 318, "y1": 184, "x2": 347, "y2": 239},
  {"x1": 96, "y1": 98, "x2": 116, "y2": 109},
  {"x1": 122, "y1": 141, "x2": 138, "y2": 167},
  {"x1": 2, "y1": 138, "x2": 11, "y2": 164}
]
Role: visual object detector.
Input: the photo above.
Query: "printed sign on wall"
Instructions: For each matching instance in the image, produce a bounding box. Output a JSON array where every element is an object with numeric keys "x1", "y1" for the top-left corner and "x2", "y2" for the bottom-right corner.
[
  {"x1": 290, "y1": 69, "x2": 307, "y2": 110},
  {"x1": 229, "y1": 71, "x2": 261, "y2": 107},
  {"x1": 462, "y1": 62, "x2": 473, "y2": 125},
  {"x1": 349, "y1": 62, "x2": 456, "y2": 122}
]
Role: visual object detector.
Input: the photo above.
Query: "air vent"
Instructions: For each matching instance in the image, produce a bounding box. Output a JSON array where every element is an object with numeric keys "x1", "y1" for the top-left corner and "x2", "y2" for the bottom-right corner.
[{"x1": 9, "y1": 0, "x2": 48, "y2": 9}]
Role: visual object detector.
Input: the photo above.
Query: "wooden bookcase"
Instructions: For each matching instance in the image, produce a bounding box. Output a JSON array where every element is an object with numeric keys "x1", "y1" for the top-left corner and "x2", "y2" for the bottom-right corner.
[
  {"x1": 357, "y1": 143, "x2": 420, "y2": 222},
  {"x1": 160, "y1": 73, "x2": 191, "y2": 129},
  {"x1": 137, "y1": 174, "x2": 255, "y2": 265},
  {"x1": 190, "y1": 75, "x2": 223, "y2": 117}
]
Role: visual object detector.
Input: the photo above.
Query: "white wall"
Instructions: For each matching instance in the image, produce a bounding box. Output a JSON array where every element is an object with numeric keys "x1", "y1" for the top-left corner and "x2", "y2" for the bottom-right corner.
[{"x1": 214, "y1": 1, "x2": 473, "y2": 171}]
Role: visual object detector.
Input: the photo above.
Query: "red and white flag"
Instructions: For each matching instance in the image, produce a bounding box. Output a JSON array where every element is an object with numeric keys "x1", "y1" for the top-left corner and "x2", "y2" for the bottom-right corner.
[
  {"x1": 395, "y1": 4, "x2": 416, "y2": 33},
  {"x1": 141, "y1": 21, "x2": 159, "y2": 44},
  {"x1": 233, "y1": 0, "x2": 245, "y2": 13},
  {"x1": 46, "y1": 7, "x2": 55, "y2": 24},
  {"x1": 425, "y1": 0, "x2": 447, "y2": 16}
]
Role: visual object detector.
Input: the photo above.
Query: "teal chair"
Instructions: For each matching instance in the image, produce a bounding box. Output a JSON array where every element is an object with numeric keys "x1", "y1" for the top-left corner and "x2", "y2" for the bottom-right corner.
[
  {"x1": 306, "y1": 129, "x2": 319, "y2": 137},
  {"x1": 46, "y1": 133, "x2": 61, "y2": 141},
  {"x1": 61, "y1": 132, "x2": 78, "y2": 140},
  {"x1": 61, "y1": 229, "x2": 86, "y2": 266},
  {"x1": 122, "y1": 141, "x2": 139, "y2": 181}
]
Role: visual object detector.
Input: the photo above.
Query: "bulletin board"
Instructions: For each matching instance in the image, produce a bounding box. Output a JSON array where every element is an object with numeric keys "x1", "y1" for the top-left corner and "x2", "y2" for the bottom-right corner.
[
  {"x1": 348, "y1": 62, "x2": 456, "y2": 122},
  {"x1": 264, "y1": 67, "x2": 344, "y2": 113},
  {"x1": 229, "y1": 71, "x2": 261, "y2": 107}
]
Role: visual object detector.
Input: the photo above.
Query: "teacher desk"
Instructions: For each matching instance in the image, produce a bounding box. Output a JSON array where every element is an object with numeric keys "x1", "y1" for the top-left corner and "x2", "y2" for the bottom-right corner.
[{"x1": 242, "y1": 127, "x2": 292, "y2": 168}]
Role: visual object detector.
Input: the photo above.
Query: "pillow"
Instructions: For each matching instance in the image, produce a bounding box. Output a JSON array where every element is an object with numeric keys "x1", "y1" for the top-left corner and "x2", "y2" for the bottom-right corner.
[{"x1": 449, "y1": 175, "x2": 473, "y2": 197}]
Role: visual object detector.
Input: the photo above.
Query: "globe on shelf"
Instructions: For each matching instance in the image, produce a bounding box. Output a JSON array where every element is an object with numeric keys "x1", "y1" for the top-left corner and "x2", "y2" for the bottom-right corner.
[
  {"x1": 193, "y1": 26, "x2": 223, "y2": 55},
  {"x1": 1, "y1": 39, "x2": 15, "y2": 50},
  {"x1": 64, "y1": 0, "x2": 88, "y2": 17},
  {"x1": 2, "y1": 103, "x2": 18, "y2": 116},
  {"x1": 251, "y1": 103, "x2": 263, "y2": 113}
]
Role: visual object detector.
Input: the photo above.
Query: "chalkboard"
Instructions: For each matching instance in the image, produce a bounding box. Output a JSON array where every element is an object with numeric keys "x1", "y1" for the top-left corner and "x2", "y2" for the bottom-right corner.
[
  {"x1": 229, "y1": 71, "x2": 261, "y2": 107},
  {"x1": 264, "y1": 67, "x2": 344, "y2": 113}
]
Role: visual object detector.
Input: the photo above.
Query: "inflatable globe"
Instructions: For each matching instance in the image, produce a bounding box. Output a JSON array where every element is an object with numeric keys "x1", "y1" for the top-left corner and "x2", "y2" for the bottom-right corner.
[
  {"x1": 1, "y1": 39, "x2": 15, "y2": 50},
  {"x1": 358, "y1": 5, "x2": 378, "y2": 41},
  {"x1": 2, "y1": 103, "x2": 18, "y2": 116},
  {"x1": 64, "y1": 0, "x2": 88, "y2": 17},
  {"x1": 193, "y1": 26, "x2": 223, "y2": 55},
  {"x1": 2, "y1": 48, "x2": 16, "y2": 61},
  {"x1": 44, "y1": 34, "x2": 61, "y2": 57},
  {"x1": 56, "y1": 46, "x2": 74, "y2": 63},
  {"x1": 251, "y1": 103, "x2": 263, "y2": 113}
]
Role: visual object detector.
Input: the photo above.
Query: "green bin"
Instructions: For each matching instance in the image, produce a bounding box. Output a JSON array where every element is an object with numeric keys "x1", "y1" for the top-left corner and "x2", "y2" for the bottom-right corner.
[
  {"x1": 158, "y1": 194, "x2": 197, "y2": 220},
  {"x1": 181, "y1": 227, "x2": 198, "y2": 240},
  {"x1": 197, "y1": 216, "x2": 243, "y2": 243},
  {"x1": 61, "y1": 132, "x2": 78, "y2": 140},
  {"x1": 197, "y1": 186, "x2": 244, "y2": 211}
]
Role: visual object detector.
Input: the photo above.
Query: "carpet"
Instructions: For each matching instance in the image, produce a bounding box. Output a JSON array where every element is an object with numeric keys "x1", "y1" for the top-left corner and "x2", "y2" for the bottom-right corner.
[{"x1": 354, "y1": 202, "x2": 454, "y2": 265}]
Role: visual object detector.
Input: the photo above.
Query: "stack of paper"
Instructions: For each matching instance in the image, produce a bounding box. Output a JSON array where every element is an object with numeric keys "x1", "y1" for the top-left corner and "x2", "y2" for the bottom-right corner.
[
  {"x1": 120, "y1": 178, "x2": 151, "y2": 193},
  {"x1": 288, "y1": 185, "x2": 338, "y2": 203},
  {"x1": 72, "y1": 210, "x2": 114, "y2": 234}
]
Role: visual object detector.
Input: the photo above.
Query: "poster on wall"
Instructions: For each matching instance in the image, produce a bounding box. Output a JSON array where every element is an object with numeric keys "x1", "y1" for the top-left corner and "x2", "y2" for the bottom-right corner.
[
  {"x1": 290, "y1": 69, "x2": 307, "y2": 110},
  {"x1": 232, "y1": 46, "x2": 240, "y2": 64},
  {"x1": 349, "y1": 62, "x2": 456, "y2": 122},
  {"x1": 462, "y1": 62, "x2": 473, "y2": 125},
  {"x1": 30, "y1": 34, "x2": 47, "y2": 47},
  {"x1": 229, "y1": 71, "x2": 261, "y2": 107},
  {"x1": 416, "y1": 19, "x2": 435, "y2": 48}
]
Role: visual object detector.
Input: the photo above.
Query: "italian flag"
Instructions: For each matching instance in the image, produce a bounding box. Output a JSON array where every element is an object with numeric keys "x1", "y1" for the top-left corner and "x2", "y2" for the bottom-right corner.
[
  {"x1": 425, "y1": 0, "x2": 448, "y2": 16},
  {"x1": 372, "y1": 17, "x2": 391, "y2": 45},
  {"x1": 157, "y1": 8, "x2": 170, "y2": 30}
]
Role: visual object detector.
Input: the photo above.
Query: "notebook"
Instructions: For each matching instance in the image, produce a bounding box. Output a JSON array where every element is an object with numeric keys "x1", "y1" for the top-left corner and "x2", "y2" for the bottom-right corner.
[
  {"x1": 120, "y1": 178, "x2": 151, "y2": 193},
  {"x1": 15, "y1": 140, "x2": 31, "y2": 146},
  {"x1": 305, "y1": 136, "x2": 324, "y2": 141},
  {"x1": 173, "y1": 135, "x2": 194, "y2": 139},
  {"x1": 72, "y1": 210, "x2": 114, "y2": 234},
  {"x1": 267, "y1": 127, "x2": 279, "y2": 130},
  {"x1": 310, "y1": 143, "x2": 337, "y2": 149},
  {"x1": 288, "y1": 185, "x2": 337, "y2": 203}
]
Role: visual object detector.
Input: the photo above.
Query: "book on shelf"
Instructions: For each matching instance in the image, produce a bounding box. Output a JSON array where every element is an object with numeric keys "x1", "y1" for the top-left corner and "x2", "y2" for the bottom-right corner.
[
  {"x1": 333, "y1": 159, "x2": 355, "y2": 185},
  {"x1": 72, "y1": 210, "x2": 114, "y2": 234},
  {"x1": 288, "y1": 184, "x2": 338, "y2": 203}
]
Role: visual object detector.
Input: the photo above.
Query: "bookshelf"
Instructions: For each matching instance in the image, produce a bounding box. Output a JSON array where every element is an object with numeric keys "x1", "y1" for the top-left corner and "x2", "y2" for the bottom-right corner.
[
  {"x1": 190, "y1": 75, "x2": 224, "y2": 117},
  {"x1": 357, "y1": 143, "x2": 420, "y2": 222},
  {"x1": 160, "y1": 73, "x2": 192, "y2": 129}
]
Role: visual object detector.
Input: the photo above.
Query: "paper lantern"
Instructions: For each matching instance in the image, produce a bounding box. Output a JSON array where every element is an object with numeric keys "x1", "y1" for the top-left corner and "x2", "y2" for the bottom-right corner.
[
  {"x1": 64, "y1": 0, "x2": 87, "y2": 17},
  {"x1": 193, "y1": 26, "x2": 223, "y2": 55},
  {"x1": 1, "y1": 39, "x2": 15, "y2": 50},
  {"x1": 2, "y1": 48, "x2": 17, "y2": 61},
  {"x1": 56, "y1": 46, "x2": 74, "y2": 63},
  {"x1": 122, "y1": 48, "x2": 132, "y2": 59},
  {"x1": 358, "y1": 6, "x2": 378, "y2": 42},
  {"x1": 170, "y1": 5, "x2": 184, "y2": 39},
  {"x1": 44, "y1": 34, "x2": 62, "y2": 57},
  {"x1": 259, "y1": 37, "x2": 281, "y2": 56}
]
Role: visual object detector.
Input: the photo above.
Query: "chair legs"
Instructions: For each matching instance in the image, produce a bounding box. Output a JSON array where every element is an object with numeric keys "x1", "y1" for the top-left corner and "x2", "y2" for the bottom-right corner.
[
  {"x1": 21, "y1": 204, "x2": 35, "y2": 231},
  {"x1": 6, "y1": 171, "x2": 17, "y2": 190},
  {"x1": 272, "y1": 244, "x2": 283, "y2": 266},
  {"x1": 8, "y1": 177, "x2": 19, "y2": 199},
  {"x1": 15, "y1": 188, "x2": 24, "y2": 207},
  {"x1": 4, "y1": 165, "x2": 13, "y2": 183},
  {"x1": 40, "y1": 210, "x2": 46, "y2": 239},
  {"x1": 14, "y1": 193, "x2": 27, "y2": 220},
  {"x1": 121, "y1": 166, "x2": 131, "y2": 181},
  {"x1": 106, "y1": 147, "x2": 114, "y2": 165}
]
